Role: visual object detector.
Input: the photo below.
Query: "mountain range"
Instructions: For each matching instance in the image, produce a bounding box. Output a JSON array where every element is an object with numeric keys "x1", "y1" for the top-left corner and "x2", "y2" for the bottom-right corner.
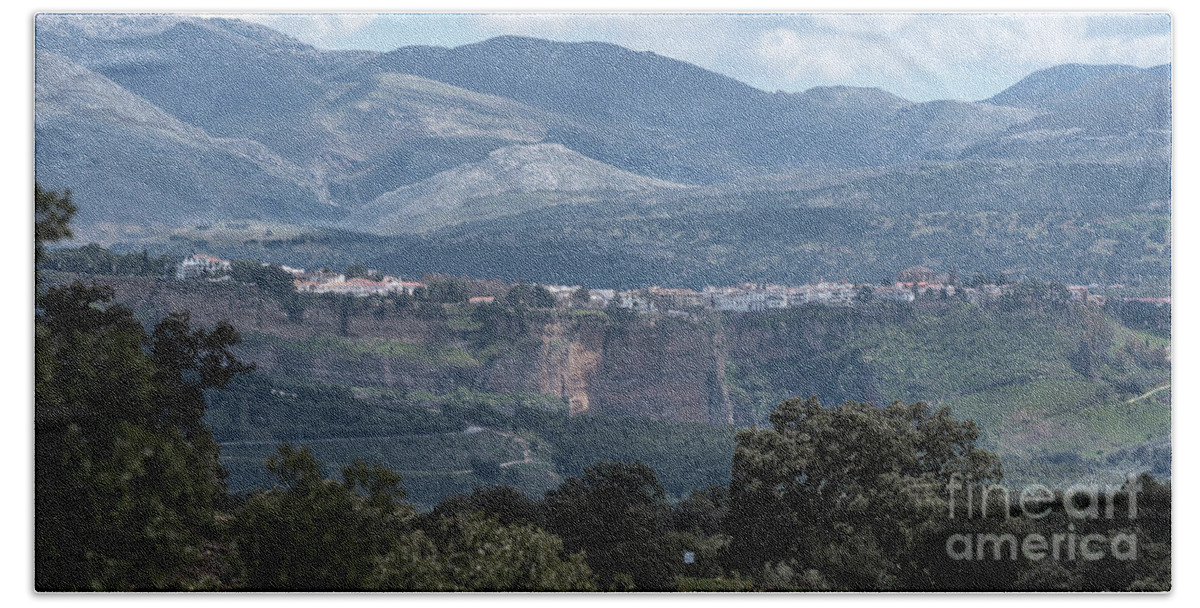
[{"x1": 34, "y1": 15, "x2": 1171, "y2": 286}]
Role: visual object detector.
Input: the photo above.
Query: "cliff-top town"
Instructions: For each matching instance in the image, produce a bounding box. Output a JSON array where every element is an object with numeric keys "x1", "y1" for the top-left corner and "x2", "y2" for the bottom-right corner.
[{"x1": 175, "y1": 253, "x2": 1165, "y2": 314}]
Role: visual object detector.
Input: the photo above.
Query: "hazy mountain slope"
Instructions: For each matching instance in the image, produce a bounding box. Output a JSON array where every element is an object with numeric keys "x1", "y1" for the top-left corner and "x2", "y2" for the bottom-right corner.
[
  {"x1": 368, "y1": 35, "x2": 765, "y2": 129},
  {"x1": 35, "y1": 51, "x2": 333, "y2": 226},
  {"x1": 316, "y1": 71, "x2": 566, "y2": 206},
  {"x1": 990, "y1": 64, "x2": 1170, "y2": 132},
  {"x1": 36, "y1": 15, "x2": 368, "y2": 170},
  {"x1": 364, "y1": 37, "x2": 762, "y2": 182},
  {"x1": 727, "y1": 85, "x2": 912, "y2": 168},
  {"x1": 366, "y1": 35, "x2": 1169, "y2": 175},
  {"x1": 34, "y1": 15, "x2": 1171, "y2": 237},
  {"x1": 370, "y1": 36, "x2": 922, "y2": 180},
  {"x1": 321, "y1": 72, "x2": 548, "y2": 155},
  {"x1": 972, "y1": 63, "x2": 1171, "y2": 161},
  {"x1": 36, "y1": 16, "x2": 621, "y2": 203},
  {"x1": 859, "y1": 101, "x2": 1040, "y2": 163},
  {"x1": 357, "y1": 160, "x2": 1166, "y2": 287},
  {"x1": 348, "y1": 143, "x2": 683, "y2": 233},
  {"x1": 985, "y1": 63, "x2": 1146, "y2": 108}
]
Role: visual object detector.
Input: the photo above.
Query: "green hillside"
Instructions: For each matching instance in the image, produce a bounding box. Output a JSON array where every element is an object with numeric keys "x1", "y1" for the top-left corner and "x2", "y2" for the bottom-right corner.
[
  {"x1": 193, "y1": 289, "x2": 1169, "y2": 506},
  {"x1": 722, "y1": 300, "x2": 1170, "y2": 484}
]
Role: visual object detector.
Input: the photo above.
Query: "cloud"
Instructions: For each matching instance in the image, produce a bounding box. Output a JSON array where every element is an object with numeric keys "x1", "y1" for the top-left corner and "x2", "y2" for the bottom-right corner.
[
  {"x1": 751, "y1": 14, "x2": 1170, "y2": 100},
  {"x1": 241, "y1": 14, "x2": 381, "y2": 48}
]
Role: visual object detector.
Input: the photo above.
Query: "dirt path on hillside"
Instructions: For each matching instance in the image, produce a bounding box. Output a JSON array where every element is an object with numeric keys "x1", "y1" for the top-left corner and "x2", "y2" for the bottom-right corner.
[
  {"x1": 494, "y1": 430, "x2": 533, "y2": 468},
  {"x1": 1126, "y1": 382, "x2": 1171, "y2": 405}
]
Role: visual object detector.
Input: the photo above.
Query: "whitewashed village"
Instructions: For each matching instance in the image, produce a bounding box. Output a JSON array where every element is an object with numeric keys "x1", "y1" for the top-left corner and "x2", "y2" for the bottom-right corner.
[{"x1": 175, "y1": 253, "x2": 1159, "y2": 315}]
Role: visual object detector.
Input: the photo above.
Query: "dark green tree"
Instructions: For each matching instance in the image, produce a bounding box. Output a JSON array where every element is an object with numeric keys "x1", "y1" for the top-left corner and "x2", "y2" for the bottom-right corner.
[
  {"x1": 36, "y1": 183, "x2": 252, "y2": 589},
  {"x1": 431, "y1": 485, "x2": 542, "y2": 528},
  {"x1": 368, "y1": 513, "x2": 596, "y2": 591},
  {"x1": 231, "y1": 445, "x2": 415, "y2": 590},
  {"x1": 854, "y1": 285, "x2": 875, "y2": 304},
  {"x1": 230, "y1": 259, "x2": 305, "y2": 322},
  {"x1": 35, "y1": 182, "x2": 76, "y2": 266},
  {"x1": 421, "y1": 276, "x2": 470, "y2": 303},
  {"x1": 36, "y1": 283, "x2": 251, "y2": 590},
  {"x1": 542, "y1": 461, "x2": 678, "y2": 590},
  {"x1": 724, "y1": 397, "x2": 1001, "y2": 590},
  {"x1": 234, "y1": 446, "x2": 594, "y2": 591},
  {"x1": 505, "y1": 283, "x2": 556, "y2": 309},
  {"x1": 343, "y1": 263, "x2": 368, "y2": 279}
]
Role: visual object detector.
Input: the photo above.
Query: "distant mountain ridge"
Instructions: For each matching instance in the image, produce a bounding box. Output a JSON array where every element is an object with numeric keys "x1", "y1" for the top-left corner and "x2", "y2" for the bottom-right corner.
[
  {"x1": 985, "y1": 63, "x2": 1158, "y2": 108},
  {"x1": 34, "y1": 14, "x2": 1171, "y2": 238},
  {"x1": 35, "y1": 50, "x2": 334, "y2": 226}
]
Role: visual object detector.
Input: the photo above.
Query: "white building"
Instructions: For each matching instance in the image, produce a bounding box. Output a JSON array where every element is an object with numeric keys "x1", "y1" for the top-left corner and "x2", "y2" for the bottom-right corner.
[
  {"x1": 618, "y1": 290, "x2": 657, "y2": 312},
  {"x1": 712, "y1": 289, "x2": 767, "y2": 312},
  {"x1": 589, "y1": 289, "x2": 617, "y2": 307},
  {"x1": 176, "y1": 254, "x2": 231, "y2": 280},
  {"x1": 764, "y1": 289, "x2": 788, "y2": 309},
  {"x1": 541, "y1": 284, "x2": 583, "y2": 303},
  {"x1": 786, "y1": 281, "x2": 856, "y2": 307},
  {"x1": 294, "y1": 277, "x2": 425, "y2": 297},
  {"x1": 648, "y1": 286, "x2": 708, "y2": 310},
  {"x1": 874, "y1": 286, "x2": 916, "y2": 303}
]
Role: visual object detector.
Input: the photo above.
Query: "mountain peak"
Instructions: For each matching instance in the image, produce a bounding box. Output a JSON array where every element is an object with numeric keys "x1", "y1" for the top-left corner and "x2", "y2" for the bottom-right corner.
[
  {"x1": 371, "y1": 33, "x2": 763, "y2": 124},
  {"x1": 984, "y1": 63, "x2": 1149, "y2": 108},
  {"x1": 348, "y1": 143, "x2": 680, "y2": 234}
]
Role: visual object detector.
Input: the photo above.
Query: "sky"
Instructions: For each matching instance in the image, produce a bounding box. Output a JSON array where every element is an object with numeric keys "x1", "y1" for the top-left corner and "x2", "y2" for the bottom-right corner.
[{"x1": 238, "y1": 12, "x2": 1172, "y2": 102}]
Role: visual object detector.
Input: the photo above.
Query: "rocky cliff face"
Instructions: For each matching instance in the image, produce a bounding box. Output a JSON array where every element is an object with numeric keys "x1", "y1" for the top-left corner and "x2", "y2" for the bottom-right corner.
[
  {"x1": 82, "y1": 276, "x2": 736, "y2": 424},
  {"x1": 477, "y1": 314, "x2": 732, "y2": 423},
  {"x1": 536, "y1": 319, "x2": 605, "y2": 415},
  {"x1": 590, "y1": 318, "x2": 732, "y2": 423}
]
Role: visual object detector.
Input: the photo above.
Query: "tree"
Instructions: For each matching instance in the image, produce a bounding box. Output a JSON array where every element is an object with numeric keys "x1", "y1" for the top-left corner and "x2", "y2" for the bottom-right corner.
[
  {"x1": 151, "y1": 311, "x2": 254, "y2": 445},
  {"x1": 724, "y1": 396, "x2": 1001, "y2": 590},
  {"x1": 542, "y1": 461, "x2": 678, "y2": 590},
  {"x1": 672, "y1": 486, "x2": 729, "y2": 537},
  {"x1": 1069, "y1": 306, "x2": 1114, "y2": 379},
  {"x1": 39, "y1": 244, "x2": 174, "y2": 277},
  {"x1": 417, "y1": 276, "x2": 468, "y2": 303},
  {"x1": 430, "y1": 485, "x2": 542, "y2": 528},
  {"x1": 505, "y1": 283, "x2": 556, "y2": 309},
  {"x1": 230, "y1": 259, "x2": 304, "y2": 322},
  {"x1": 233, "y1": 447, "x2": 594, "y2": 591},
  {"x1": 35, "y1": 182, "x2": 76, "y2": 265},
  {"x1": 35, "y1": 183, "x2": 253, "y2": 589},
  {"x1": 231, "y1": 445, "x2": 416, "y2": 590},
  {"x1": 36, "y1": 283, "x2": 252, "y2": 590},
  {"x1": 368, "y1": 513, "x2": 596, "y2": 591},
  {"x1": 854, "y1": 285, "x2": 875, "y2": 304},
  {"x1": 470, "y1": 301, "x2": 530, "y2": 346},
  {"x1": 343, "y1": 263, "x2": 368, "y2": 279}
]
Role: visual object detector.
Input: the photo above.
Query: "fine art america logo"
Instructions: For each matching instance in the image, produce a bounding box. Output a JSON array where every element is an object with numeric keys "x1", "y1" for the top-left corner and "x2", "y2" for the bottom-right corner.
[{"x1": 944, "y1": 474, "x2": 1142, "y2": 562}]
